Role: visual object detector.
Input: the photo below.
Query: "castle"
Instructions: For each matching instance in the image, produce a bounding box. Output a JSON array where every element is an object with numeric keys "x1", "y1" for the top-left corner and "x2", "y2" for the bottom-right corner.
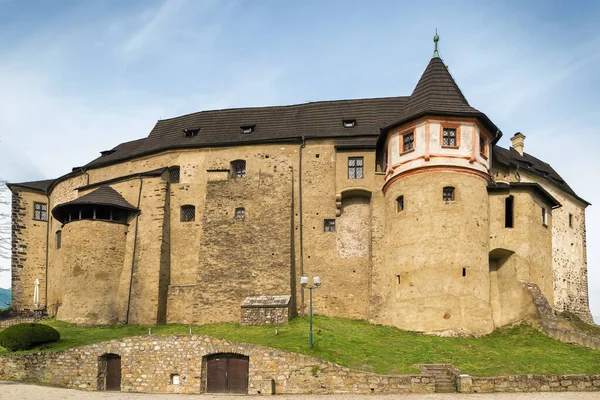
[{"x1": 8, "y1": 37, "x2": 592, "y2": 335}]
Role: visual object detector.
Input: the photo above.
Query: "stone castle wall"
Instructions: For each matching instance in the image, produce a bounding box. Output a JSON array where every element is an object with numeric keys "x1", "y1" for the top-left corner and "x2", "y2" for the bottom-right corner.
[
  {"x1": 0, "y1": 335, "x2": 434, "y2": 395},
  {"x1": 9, "y1": 133, "x2": 593, "y2": 331},
  {"x1": 10, "y1": 189, "x2": 48, "y2": 311}
]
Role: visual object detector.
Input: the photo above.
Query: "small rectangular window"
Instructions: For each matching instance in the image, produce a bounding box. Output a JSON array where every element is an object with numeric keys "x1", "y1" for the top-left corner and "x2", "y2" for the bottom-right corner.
[
  {"x1": 183, "y1": 128, "x2": 199, "y2": 137},
  {"x1": 569, "y1": 213, "x2": 573, "y2": 228},
  {"x1": 169, "y1": 167, "x2": 180, "y2": 183},
  {"x1": 56, "y1": 231, "x2": 62, "y2": 249},
  {"x1": 324, "y1": 219, "x2": 336, "y2": 232},
  {"x1": 396, "y1": 196, "x2": 404, "y2": 212},
  {"x1": 180, "y1": 205, "x2": 195, "y2": 222},
  {"x1": 443, "y1": 186, "x2": 455, "y2": 202},
  {"x1": 442, "y1": 128, "x2": 457, "y2": 147},
  {"x1": 462, "y1": 268, "x2": 467, "y2": 277},
  {"x1": 235, "y1": 207, "x2": 245, "y2": 220},
  {"x1": 240, "y1": 125, "x2": 255, "y2": 134},
  {"x1": 480, "y1": 136, "x2": 487, "y2": 157},
  {"x1": 231, "y1": 160, "x2": 246, "y2": 179},
  {"x1": 402, "y1": 132, "x2": 414, "y2": 153},
  {"x1": 542, "y1": 207, "x2": 548, "y2": 227},
  {"x1": 348, "y1": 157, "x2": 364, "y2": 179},
  {"x1": 505, "y1": 196, "x2": 514, "y2": 228},
  {"x1": 33, "y1": 202, "x2": 48, "y2": 221}
]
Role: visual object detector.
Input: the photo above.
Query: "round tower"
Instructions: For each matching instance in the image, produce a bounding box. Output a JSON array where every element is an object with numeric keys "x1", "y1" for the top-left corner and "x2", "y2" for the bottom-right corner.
[{"x1": 372, "y1": 35, "x2": 501, "y2": 335}]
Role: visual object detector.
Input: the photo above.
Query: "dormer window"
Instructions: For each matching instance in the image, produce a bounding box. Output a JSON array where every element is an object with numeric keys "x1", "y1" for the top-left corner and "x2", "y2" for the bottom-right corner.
[
  {"x1": 343, "y1": 119, "x2": 356, "y2": 128},
  {"x1": 240, "y1": 124, "x2": 255, "y2": 134},
  {"x1": 100, "y1": 150, "x2": 115, "y2": 157},
  {"x1": 183, "y1": 128, "x2": 200, "y2": 137}
]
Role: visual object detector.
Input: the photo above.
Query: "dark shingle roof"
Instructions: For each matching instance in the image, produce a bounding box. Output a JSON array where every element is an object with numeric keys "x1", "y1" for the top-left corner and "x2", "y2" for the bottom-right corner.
[
  {"x1": 382, "y1": 57, "x2": 500, "y2": 137},
  {"x1": 83, "y1": 97, "x2": 409, "y2": 169},
  {"x1": 493, "y1": 145, "x2": 589, "y2": 205},
  {"x1": 52, "y1": 186, "x2": 138, "y2": 220},
  {"x1": 487, "y1": 181, "x2": 561, "y2": 208},
  {"x1": 7, "y1": 179, "x2": 55, "y2": 193}
]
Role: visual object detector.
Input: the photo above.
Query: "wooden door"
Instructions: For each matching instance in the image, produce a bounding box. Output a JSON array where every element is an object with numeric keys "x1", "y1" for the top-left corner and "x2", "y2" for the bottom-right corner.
[
  {"x1": 207, "y1": 354, "x2": 248, "y2": 394},
  {"x1": 106, "y1": 355, "x2": 121, "y2": 391}
]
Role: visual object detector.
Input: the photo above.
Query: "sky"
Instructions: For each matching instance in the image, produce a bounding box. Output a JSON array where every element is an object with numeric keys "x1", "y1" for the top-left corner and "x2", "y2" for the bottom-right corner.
[{"x1": 0, "y1": 0, "x2": 599, "y2": 322}]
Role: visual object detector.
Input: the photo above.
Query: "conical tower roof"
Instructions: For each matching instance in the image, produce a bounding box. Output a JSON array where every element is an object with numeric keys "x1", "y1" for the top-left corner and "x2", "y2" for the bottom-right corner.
[{"x1": 382, "y1": 37, "x2": 500, "y2": 139}]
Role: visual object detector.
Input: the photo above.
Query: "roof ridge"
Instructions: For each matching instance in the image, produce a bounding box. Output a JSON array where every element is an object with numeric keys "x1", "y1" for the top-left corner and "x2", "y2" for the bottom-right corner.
[{"x1": 156, "y1": 95, "x2": 409, "y2": 122}]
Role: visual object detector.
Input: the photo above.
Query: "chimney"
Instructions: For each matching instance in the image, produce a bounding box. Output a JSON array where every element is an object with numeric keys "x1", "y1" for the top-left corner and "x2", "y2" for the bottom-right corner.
[{"x1": 510, "y1": 132, "x2": 526, "y2": 156}]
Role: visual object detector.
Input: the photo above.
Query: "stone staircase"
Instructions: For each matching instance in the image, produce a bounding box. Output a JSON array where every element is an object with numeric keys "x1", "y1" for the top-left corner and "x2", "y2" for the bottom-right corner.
[{"x1": 419, "y1": 364, "x2": 457, "y2": 393}]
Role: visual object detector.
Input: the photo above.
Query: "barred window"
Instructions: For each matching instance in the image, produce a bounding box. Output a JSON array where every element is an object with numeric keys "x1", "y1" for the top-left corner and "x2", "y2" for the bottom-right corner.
[
  {"x1": 347, "y1": 156, "x2": 364, "y2": 179},
  {"x1": 235, "y1": 207, "x2": 245, "y2": 220},
  {"x1": 33, "y1": 202, "x2": 47, "y2": 221},
  {"x1": 443, "y1": 186, "x2": 455, "y2": 202},
  {"x1": 169, "y1": 167, "x2": 180, "y2": 183},
  {"x1": 402, "y1": 132, "x2": 414, "y2": 152},
  {"x1": 442, "y1": 128, "x2": 457, "y2": 147},
  {"x1": 56, "y1": 231, "x2": 62, "y2": 249},
  {"x1": 231, "y1": 160, "x2": 246, "y2": 178},
  {"x1": 324, "y1": 219, "x2": 336, "y2": 232},
  {"x1": 396, "y1": 196, "x2": 404, "y2": 212},
  {"x1": 180, "y1": 205, "x2": 195, "y2": 222}
]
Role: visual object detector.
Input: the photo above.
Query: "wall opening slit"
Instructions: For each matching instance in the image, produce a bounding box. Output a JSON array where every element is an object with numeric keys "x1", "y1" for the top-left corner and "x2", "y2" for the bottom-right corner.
[{"x1": 505, "y1": 196, "x2": 514, "y2": 228}]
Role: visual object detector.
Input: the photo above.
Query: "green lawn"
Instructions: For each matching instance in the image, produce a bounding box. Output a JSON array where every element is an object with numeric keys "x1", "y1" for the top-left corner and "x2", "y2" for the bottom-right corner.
[{"x1": 1, "y1": 316, "x2": 599, "y2": 376}]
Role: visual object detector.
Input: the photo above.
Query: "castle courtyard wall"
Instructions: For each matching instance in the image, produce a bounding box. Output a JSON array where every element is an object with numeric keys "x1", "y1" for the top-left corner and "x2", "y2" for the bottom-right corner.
[{"x1": 0, "y1": 335, "x2": 434, "y2": 395}]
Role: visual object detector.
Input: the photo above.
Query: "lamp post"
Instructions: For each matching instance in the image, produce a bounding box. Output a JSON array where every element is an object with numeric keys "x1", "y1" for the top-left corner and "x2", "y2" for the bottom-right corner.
[{"x1": 300, "y1": 275, "x2": 321, "y2": 348}]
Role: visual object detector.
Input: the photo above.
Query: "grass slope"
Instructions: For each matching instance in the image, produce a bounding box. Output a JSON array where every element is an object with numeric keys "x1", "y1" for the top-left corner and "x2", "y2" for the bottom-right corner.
[{"x1": 1, "y1": 316, "x2": 599, "y2": 376}]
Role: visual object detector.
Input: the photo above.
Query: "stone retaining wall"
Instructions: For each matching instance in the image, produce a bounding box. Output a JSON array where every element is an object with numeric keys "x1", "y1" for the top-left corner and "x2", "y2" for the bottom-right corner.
[
  {"x1": 458, "y1": 374, "x2": 600, "y2": 393},
  {"x1": 0, "y1": 334, "x2": 434, "y2": 395}
]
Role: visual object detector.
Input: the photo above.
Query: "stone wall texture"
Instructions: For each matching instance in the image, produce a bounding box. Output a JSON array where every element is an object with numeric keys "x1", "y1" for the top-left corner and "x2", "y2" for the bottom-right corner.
[
  {"x1": 460, "y1": 374, "x2": 600, "y2": 393},
  {"x1": 0, "y1": 335, "x2": 434, "y2": 395},
  {"x1": 241, "y1": 306, "x2": 289, "y2": 326},
  {"x1": 9, "y1": 119, "x2": 593, "y2": 334}
]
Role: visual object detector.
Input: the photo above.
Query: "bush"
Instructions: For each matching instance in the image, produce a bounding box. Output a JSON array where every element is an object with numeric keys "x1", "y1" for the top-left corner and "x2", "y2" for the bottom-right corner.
[{"x1": 0, "y1": 323, "x2": 60, "y2": 351}]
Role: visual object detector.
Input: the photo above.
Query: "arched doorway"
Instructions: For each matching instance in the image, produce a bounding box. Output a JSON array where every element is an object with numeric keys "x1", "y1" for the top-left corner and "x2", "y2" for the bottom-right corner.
[
  {"x1": 206, "y1": 353, "x2": 249, "y2": 394},
  {"x1": 98, "y1": 353, "x2": 121, "y2": 391}
]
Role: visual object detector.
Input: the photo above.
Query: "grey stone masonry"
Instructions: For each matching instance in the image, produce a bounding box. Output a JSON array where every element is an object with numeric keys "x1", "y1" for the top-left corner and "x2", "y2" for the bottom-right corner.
[
  {"x1": 241, "y1": 295, "x2": 291, "y2": 326},
  {"x1": 0, "y1": 334, "x2": 434, "y2": 395}
]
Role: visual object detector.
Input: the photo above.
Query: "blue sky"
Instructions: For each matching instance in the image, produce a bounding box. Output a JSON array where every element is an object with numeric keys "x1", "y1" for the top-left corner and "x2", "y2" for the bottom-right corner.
[{"x1": 0, "y1": 0, "x2": 599, "y2": 321}]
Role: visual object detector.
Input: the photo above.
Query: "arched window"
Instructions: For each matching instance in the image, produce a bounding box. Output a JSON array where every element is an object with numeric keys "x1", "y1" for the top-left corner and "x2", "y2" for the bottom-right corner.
[
  {"x1": 396, "y1": 195, "x2": 404, "y2": 212},
  {"x1": 180, "y1": 205, "x2": 195, "y2": 222},
  {"x1": 442, "y1": 186, "x2": 455, "y2": 202},
  {"x1": 230, "y1": 160, "x2": 246, "y2": 179},
  {"x1": 235, "y1": 207, "x2": 245, "y2": 220},
  {"x1": 169, "y1": 166, "x2": 180, "y2": 183}
]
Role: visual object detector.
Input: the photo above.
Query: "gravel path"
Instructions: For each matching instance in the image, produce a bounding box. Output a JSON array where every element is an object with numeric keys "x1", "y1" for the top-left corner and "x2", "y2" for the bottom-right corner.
[{"x1": 0, "y1": 382, "x2": 598, "y2": 400}]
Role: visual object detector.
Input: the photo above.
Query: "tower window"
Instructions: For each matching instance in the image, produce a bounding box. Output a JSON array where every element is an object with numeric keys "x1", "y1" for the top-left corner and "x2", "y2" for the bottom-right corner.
[
  {"x1": 343, "y1": 119, "x2": 356, "y2": 128},
  {"x1": 348, "y1": 157, "x2": 364, "y2": 179},
  {"x1": 324, "y1": 219, "x2": 336, "y2": 232},
  {"x1": 235, "y1": 207, "x2": 245, "y2": 220},
  {"x1": 180, "y1": 205, "x2": 195, "y2": 222},
  {"x1": 402, "y1": 131, "x2": 414, "y2": 153},
  {"x1": 442, "y1": 127, "x2": 458, "y2": 147},
  {"x1": 462, "y1": 268, "x2": 467, "y2": 277},
  {"x1": 33, "y1": 202, "x2": 47, "y2": 221},
  {"x1": 480, "y1": 136, "x2": 488, "y2": 157},
  {"x1": 169, "y1": 167, "x2": 180, "y2": 183},
  {"x1": 230, "y1": 160, "x2": 246, "y2": 178},
  {"x1": 56, "y1": 231, "x2": 62, "y2": 249},
  {"x1": 442, "y1": 187, "x2": 455, "y2": 202},
  {"x1": 505, "y1": 196, "x2": 514, "y2": 228},
  {"x1": 569, "y1": 213, "x2": 573, "y2": 228},
  {"x1": 396, "y1": 196, "x2": 404, "y2": 212}
]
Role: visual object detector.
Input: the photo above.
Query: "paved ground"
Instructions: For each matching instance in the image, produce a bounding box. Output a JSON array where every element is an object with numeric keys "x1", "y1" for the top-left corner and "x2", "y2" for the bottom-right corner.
[{"x1": 0, "y1": 382, "x2": 598, "y2": 400}]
